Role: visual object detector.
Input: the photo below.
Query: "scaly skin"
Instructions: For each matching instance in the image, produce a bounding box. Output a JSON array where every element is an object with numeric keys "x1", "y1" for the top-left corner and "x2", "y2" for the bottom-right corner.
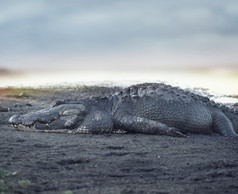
[{"x1": 9, "y1": 83, "x2": 238, "y2": 137}]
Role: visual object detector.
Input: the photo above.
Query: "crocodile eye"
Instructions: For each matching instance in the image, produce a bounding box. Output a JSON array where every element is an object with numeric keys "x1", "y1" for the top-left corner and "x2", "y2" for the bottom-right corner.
[
  {"x1": 58, "y1": 104, "x2": 87, "y2": 116},
  {"x1": 61, "y1": 109, "x2": 82, "y2": 116}
]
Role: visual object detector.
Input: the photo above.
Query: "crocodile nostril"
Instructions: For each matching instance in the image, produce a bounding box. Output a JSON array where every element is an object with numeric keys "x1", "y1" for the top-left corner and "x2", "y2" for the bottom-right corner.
[{"x1": 9, "y1": 115, "x2": 21, "y2": 124}]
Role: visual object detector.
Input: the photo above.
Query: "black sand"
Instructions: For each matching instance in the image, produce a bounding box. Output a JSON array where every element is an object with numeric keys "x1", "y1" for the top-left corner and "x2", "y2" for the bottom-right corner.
[{"x1": 0, "y1": 86, "x2": 238, "y2": 194}]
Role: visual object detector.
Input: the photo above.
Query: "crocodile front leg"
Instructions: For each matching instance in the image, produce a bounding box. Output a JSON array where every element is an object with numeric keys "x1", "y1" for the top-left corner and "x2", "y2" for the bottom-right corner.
[
  {"x1": 75, "y1": 110, "x2": 114, "y2": 133},
  {"x1": 113, "y1": 112, "x2": 186, "y2": 137}
]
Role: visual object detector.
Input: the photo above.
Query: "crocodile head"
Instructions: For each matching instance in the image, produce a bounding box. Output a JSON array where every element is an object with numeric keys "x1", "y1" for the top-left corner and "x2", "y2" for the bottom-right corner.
[{"x1": 9, "y1": 104, "x2": 88, "y2": 133}]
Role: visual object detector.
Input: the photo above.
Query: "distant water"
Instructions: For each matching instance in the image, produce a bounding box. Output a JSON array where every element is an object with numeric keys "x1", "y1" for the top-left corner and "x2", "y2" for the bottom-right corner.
[{"x1": 0, "y1": 69, "x2": 238, "y2": 104}]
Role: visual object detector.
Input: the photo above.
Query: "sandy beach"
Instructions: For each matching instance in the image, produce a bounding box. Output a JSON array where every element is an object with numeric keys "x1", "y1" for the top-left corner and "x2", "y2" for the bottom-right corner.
[{"x1": 0, "y1": 85, "x2": 238, "y2": 193}]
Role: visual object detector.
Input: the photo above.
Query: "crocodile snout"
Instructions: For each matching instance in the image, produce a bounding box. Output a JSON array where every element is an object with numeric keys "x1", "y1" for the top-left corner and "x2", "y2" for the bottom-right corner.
[{"x1": 9, "y1": 115, "x2": 22, "y2": 124}]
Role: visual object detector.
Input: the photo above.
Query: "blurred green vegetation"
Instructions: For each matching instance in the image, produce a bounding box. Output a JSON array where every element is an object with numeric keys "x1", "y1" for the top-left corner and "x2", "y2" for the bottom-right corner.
[
  {"x1": 0, "y1": 87, "x2": 53, "y2": 98},
  {"x1": 0, "y1": 85, "x2": 120, "y2": 98},
  {"x1": 0, "y1": 169, "x2": 18, "y2": 193}
]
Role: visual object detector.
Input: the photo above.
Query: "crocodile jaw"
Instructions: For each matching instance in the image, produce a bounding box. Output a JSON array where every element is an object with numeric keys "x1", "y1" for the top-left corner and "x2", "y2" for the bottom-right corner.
[{"x1": 9, "y1": 104, "x2": 87, "y2": 131}]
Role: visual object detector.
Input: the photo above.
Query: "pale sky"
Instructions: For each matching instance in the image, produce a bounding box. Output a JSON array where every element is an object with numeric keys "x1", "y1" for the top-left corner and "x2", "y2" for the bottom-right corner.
[{"x1": 0, "y1": 0, "x2": 238, "y2": 71}]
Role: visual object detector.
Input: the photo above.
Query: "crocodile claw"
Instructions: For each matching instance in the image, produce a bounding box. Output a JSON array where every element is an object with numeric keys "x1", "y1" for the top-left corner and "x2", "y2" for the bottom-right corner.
[{"x1": 168, "y1": 127, "x2": 187, "y2": 138}]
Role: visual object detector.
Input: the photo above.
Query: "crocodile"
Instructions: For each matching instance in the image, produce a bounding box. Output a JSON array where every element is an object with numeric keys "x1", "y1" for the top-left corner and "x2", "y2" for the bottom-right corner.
[{"x1": 9, "y1": 83, "x2": 238, "y2": 137}]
